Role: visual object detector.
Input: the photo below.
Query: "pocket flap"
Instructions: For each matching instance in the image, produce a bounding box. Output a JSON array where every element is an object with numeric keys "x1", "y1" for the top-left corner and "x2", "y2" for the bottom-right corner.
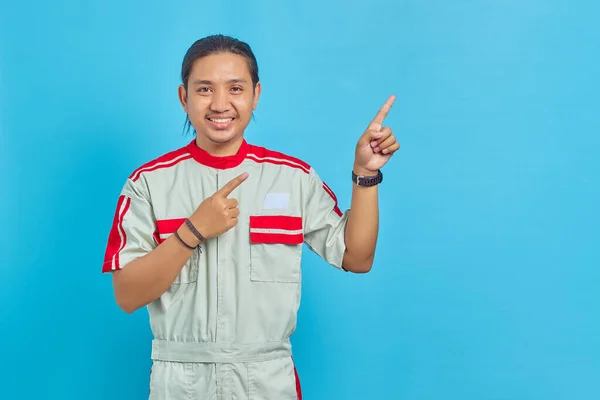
[{"x1": 249, "y1": 215, "x2": 304, "y2": 244}]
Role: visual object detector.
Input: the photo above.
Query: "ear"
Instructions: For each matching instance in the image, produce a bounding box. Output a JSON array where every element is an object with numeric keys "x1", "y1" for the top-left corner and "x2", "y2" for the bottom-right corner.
[
  {"x1": 178, "y1": 84, "x2": 188, "y2": 112},
  {"x1": 252, "y1": 82, "x2": 262, "y2": 111}
]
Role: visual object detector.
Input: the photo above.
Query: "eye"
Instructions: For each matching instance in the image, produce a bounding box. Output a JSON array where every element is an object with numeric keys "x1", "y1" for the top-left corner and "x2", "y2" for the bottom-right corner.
[
  {"x1": 231, "y1": 86, "x2": 243, "y2": 93},
  {"x1": 197, "y1": 87, "x2": 211, "y2": 93}
]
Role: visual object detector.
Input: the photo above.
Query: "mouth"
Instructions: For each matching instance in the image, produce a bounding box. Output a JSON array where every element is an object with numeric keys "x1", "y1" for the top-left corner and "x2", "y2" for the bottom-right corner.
[
  {"x1": 207, "y1": 117, "x2": 235, "y2": 123},
  {"x1": 206, "y1": 116, "x2": 236, "y2": 130}
]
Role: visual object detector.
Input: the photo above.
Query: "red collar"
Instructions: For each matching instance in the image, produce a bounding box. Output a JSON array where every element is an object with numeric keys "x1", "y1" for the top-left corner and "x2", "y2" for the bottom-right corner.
[{"x1": 186, "y1": 139, "x2": 249, "y2": 169}]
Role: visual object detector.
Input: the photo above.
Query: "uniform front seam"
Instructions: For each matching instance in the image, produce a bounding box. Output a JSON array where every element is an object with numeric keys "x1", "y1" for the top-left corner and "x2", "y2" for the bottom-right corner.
[{"x1": 185, "y1": 363, "x2": 195, "y2": 400}]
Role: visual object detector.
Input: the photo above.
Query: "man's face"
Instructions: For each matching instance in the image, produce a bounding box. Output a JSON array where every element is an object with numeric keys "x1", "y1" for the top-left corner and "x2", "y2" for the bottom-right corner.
[{"x1": 179, "y1": 52, "x2": 261, "y2": 149}]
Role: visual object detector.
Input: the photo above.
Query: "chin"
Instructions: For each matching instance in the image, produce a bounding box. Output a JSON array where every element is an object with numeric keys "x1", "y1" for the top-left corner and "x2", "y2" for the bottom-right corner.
[
  {"x1": 199, "y1": 128, "x2": 240, "y2": 145},
  {"x1": 209, "y1": 132, "x2": 237, "y2": 143}
]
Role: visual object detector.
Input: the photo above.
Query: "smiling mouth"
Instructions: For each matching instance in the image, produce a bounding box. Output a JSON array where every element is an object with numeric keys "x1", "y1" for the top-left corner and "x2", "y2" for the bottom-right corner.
[{"x1": 207, "y1": 117, "x2": 235, "y2": 123}]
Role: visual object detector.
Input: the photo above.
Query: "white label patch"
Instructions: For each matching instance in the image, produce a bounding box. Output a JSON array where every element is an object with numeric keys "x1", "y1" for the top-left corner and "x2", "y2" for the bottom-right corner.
[{"x1": 263, "y1": 193, "x2": 290, "y2": 209}]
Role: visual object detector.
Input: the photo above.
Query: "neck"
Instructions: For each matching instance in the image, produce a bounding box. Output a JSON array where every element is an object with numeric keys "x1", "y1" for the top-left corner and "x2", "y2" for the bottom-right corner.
[{"x1": 195, "y1": 135, "x2": 244, "y2": 157}]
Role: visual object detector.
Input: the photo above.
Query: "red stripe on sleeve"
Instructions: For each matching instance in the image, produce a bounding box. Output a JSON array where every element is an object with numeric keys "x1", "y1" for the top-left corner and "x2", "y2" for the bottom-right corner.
[
  {"x1": 102, "y1": 196, "x2": 131, "y2": 272},
  {"x1": 322, "y1": 182, "x2": 343, "y2": 217}
]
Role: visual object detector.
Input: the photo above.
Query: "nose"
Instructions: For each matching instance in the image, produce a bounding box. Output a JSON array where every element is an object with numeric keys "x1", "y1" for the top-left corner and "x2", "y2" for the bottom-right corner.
[{"x1": 210, "y1": 89, "x2": 231, "y2": 113}]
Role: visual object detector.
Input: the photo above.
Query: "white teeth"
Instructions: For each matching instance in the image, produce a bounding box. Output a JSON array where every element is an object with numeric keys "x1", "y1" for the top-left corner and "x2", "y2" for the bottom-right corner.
[{"x1": 209, "y1": 118, "x2": 233, "y2": 123}]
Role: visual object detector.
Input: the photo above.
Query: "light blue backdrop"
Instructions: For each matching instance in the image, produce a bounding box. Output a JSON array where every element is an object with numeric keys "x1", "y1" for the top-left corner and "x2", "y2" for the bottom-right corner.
[{"x1": 1, "y1": 0, "x2": 598, "y2": 399}]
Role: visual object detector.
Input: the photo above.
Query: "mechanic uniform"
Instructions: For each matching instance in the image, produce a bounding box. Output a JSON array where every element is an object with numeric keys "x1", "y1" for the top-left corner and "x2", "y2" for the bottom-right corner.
[{"x1": 102, "y1": 139, "x2": 349, "y2": 400}]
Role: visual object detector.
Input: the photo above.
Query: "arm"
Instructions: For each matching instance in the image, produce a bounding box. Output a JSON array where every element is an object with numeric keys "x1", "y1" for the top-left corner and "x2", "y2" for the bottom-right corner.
[
  {"x1": 105, "y1": 172, "x2": 248, "y2": 313},
  {"x1": 102, "y1": 177, "x2": 202, "y2": 314},
  {"x1": 111, "y1": 226, "x2": 199, "y2": 313},
  {"x1": 342, "y1": 95, "x2": 400, "y2": 273},
  {"x1": 341, "y1": 167, "x2": 379, "y2": 273}
]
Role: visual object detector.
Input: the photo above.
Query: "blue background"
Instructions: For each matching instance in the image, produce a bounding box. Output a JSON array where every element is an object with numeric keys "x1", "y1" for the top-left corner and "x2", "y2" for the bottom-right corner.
[{"x1": 1, "y1": 0, "x2": 599, "y2": 399}]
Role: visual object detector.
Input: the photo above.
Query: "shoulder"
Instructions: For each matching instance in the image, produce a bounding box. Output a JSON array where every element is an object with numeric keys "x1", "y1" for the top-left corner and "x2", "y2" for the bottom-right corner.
[
  {"x1": 245, "y1": 143, "x2": 312, "y2": 175},
  {"x1": 128, "y1": 145, "x2": 192, "y2": 183}
]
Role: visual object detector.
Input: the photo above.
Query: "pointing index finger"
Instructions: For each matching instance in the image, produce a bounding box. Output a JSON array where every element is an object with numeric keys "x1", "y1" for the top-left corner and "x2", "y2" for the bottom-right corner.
[
  {"x1": 217, "y1": 172, "x2": 248, "y2": 197},
  {"x1": 369, "y1": 95, "x2": 396, "y2": 130}
]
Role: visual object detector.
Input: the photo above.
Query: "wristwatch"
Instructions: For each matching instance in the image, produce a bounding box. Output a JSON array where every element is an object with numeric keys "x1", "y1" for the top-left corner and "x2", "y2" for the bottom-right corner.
[{"x1": 352, "y1": 169, "x2": 383, "y2": 186}]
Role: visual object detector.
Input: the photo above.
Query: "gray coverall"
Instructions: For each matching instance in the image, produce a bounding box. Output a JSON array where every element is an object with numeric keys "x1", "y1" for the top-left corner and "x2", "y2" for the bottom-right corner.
[{"x1": 103, "y1": 139, "x2": 349, "y2": 399}]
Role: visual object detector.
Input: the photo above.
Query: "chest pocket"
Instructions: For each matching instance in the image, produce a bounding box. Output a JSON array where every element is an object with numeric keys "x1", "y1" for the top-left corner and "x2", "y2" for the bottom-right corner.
[
  {"x1": 249, "y1": 215, "x2": 303, "y2": 283},
  {"x1": 155, "y1": 218, "x2": 200, "y2": 285}
]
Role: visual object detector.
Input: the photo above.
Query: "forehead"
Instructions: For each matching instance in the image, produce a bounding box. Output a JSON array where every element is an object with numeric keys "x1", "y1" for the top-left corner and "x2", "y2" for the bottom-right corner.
[{"x1": 189, "y1": 52, "x2": 252, "y2": 82}]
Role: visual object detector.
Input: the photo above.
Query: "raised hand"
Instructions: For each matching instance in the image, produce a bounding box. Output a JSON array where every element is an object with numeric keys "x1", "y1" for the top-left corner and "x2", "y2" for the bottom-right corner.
[
  {"x1": 354, "y1": 95, "x2": 400, "y2": 175},
  {"x1": 189, "y1": 172, "x2": 248, "y2": 238}
]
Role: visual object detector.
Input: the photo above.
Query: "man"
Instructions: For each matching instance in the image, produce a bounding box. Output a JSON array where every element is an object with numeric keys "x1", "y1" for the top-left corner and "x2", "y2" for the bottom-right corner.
[{"x1": 102, "y1": 34, "x2": 399, "y2": 399}]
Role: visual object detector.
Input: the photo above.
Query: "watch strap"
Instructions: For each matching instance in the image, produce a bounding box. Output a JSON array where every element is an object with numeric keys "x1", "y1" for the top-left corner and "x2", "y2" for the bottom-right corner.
[{"x1": 352, "y1": 169, "x2": 383, "y2": 186}]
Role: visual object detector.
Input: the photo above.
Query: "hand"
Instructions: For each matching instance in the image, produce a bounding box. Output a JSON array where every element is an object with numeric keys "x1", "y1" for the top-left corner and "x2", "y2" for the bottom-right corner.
[
  {"x1": 189, "y1": 172, "x2": 248, "y2": 239},
  {"x1": 354, "y1": 95, "x2": 400, "y2": 175}
]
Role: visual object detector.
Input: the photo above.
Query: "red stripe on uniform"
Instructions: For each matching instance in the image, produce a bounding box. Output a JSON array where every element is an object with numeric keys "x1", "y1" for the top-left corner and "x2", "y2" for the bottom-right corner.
[
  {"x1": 292, "y1": 358, "x2": 302, "y2": 400},
  {"x1": 246, "y1": 145, "x2": 311, "y2": 174},
  {"x1": 246, "y1": 156, "x2": 310, "y2": 174},
  {"x1": 102, "y1": 195, "x2": 131, "y2": 272},
  {"x1": 152, "y1": 230, "x2": 162, "y2": 244},
  {"x1": 250, "y1": 232, "x2": 304, "y2": 245},
  {"x1": 248, "y1": 145, "x2": 310, "y2": 169},
  {"x1": 129, "y1": 148, "x2": 191, "y2": 182},
  {"x1": 131, "y1": 155, "x2": 191, "y2": 182},
  {"x1": 322, "y1": 182, "x2": 343, "y2": 217},
  {"x1": 333, "y1": 205, "x2": 342, "y2": 217},
  {"x1": 249, "y1": 215, "x2": 302, "y2": 230},
  {"x1": 115, "y1": 198, "x2": 131, "y2": 268},
  {"x1": 156, "y1": 218, "x2": 187, "y2": 234}
]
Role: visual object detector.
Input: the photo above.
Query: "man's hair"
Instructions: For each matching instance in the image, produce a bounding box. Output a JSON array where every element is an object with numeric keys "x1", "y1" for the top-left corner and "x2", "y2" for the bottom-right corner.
[{"x1": 181, "y1": 35, "x2": 260, "y2": 135}]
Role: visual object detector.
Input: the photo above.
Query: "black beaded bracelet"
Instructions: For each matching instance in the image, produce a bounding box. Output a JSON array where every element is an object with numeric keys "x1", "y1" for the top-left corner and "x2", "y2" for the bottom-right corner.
[
  {"x1": 173, "y1": 230, "x2": 196, "y2": 250},
  {"x1": 185, "y1": 219, "x2": 205, "y2": 242}
]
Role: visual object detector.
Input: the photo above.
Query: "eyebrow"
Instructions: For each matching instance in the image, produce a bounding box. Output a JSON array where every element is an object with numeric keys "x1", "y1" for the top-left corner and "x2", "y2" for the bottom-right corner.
[{"x1": 192, "y1": 79, "x2": 248, "y2": 85}]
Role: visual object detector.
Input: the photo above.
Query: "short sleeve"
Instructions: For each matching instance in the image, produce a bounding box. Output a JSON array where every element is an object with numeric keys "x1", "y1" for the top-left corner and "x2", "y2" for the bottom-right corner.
[
  {"x1": 303, "y1": 169, "x2": 350, "y2": 270},
  {"x1": 101, "y1": 177, "x2": 157, "y2": 273}
]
